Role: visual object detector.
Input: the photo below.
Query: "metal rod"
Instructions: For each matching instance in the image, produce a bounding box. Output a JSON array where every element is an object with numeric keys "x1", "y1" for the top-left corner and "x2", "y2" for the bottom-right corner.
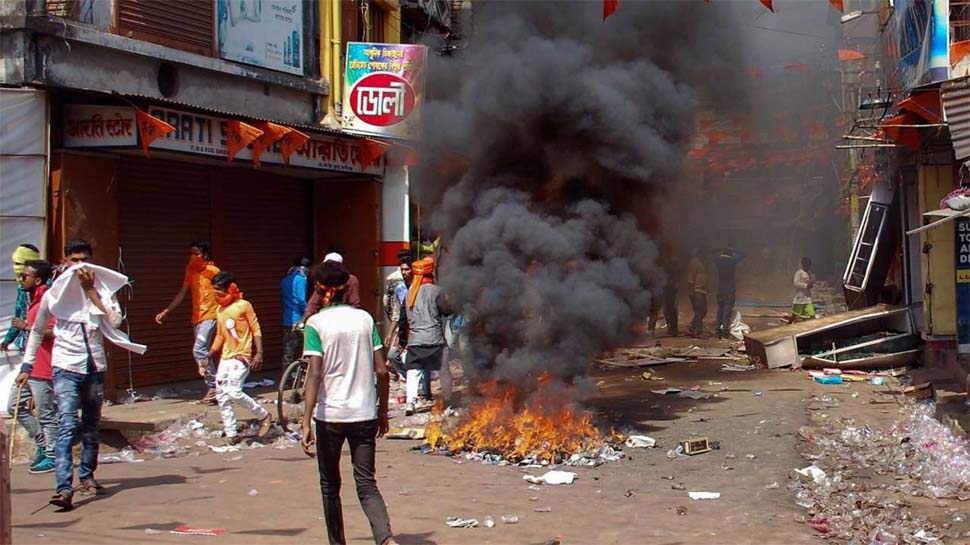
[
  {"x1": 842, "y1": 134, "x2": 891, "y2": 142},
  {"x1": 857, "y1": 123, "x2": 947, "y2": 128},
  {"x1": 835, "y1": 144, "x2": 900, "y2": 149}
]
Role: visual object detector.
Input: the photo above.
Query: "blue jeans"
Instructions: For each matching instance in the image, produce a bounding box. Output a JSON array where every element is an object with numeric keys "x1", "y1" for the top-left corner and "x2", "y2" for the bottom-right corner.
[
  {"x1": 53, "y1": 368, "x2": 105, "y2": 495},
  {"x1": 387, "y1": 346, "x2": 405, "y2": 377},
  {"x1": 7, "y1": 378, "x2": 57, "y2": 457},
  {"x1": 193, "y1": 320, "x2": 217, "y2": 389}
]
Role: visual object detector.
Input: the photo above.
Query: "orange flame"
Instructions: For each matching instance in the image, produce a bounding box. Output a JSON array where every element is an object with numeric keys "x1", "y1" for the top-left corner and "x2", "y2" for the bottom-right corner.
[{"x1": 429, "y1": 373, "x2": 605, "y2": 463}]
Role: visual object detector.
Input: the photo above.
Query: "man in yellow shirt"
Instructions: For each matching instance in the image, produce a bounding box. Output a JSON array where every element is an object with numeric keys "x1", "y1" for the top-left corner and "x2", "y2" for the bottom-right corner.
[
  {"x1": 208, "y1": 272, "x2": 271, "y2": 444},
  {"x1": 155, "y1": 241, "x2": 221, "y2": 404}
]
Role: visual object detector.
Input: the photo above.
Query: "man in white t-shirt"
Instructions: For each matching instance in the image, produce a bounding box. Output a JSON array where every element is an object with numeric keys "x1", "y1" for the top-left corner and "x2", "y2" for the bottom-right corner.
[{"x1": 300, "y1": 261, "x2": 398, "y2": 545}]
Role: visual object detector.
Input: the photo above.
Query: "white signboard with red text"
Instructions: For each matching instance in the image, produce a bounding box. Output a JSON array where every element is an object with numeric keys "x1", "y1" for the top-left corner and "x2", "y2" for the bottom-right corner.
[
  {"x1": 63, "y1": 105, "x2": 137, "y2": 147},
  {"x1": 342, "y1": 42, "x2": 427, "y2": 139}
]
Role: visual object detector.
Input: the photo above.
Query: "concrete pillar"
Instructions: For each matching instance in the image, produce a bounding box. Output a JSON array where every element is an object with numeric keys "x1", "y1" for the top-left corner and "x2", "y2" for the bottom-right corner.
[{"x1": 380, "y1": 165, "x2": 410, "y2": 318}]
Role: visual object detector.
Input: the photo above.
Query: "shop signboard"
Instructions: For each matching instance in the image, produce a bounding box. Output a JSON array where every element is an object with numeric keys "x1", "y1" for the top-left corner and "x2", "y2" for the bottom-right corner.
[
  {"x1": 63, "y1": 105, "x2": 137, "y2": 147},
  {"x1": 342, "y1": 42, "x2": 427, "y2": 139},
  {"x1": 957, "y1": 218, "x2": 970, "y2": 353},
  {"x1": 62, "y1": 105, "x2": 383, "y2": 175},
  {"x1": 216, "y1": 0, "x2": 303, "y2": 76}
]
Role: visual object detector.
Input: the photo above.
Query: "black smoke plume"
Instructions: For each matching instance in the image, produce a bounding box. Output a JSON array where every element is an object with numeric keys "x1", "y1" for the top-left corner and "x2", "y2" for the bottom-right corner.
[{"x1": 418, "y1": 1, "x2": 744, "y2": 386}]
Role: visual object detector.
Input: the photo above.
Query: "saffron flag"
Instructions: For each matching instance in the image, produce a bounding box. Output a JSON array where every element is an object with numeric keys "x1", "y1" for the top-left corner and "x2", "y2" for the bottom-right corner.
[
  {"x1": 603, "y1": 0, "x2": 618, "y2": 20},
  {"x1": 226, "y1": 120, "x2": 263, "y2": 162},
  {"x1": 251, "y1": 122, "x2": 292, "y2": 167},
  {"x1": 760, "y1": 0, "x2": 774, "y2": 12},
  {"x1": 278, "y1": 129, "x2": 310, "y2": 165},
  {"x1": 359, "y1": 138, "x2": 391, "y2": 171},
  {"x1": 829, "y1": 0, "x2": 844, "y2": 12},
  {"x1": 838, "y1": 49, "x2": 865, "y2": 61},
  {"x1": 135, "y1": 108, "x2": 176, "y2": 159}
]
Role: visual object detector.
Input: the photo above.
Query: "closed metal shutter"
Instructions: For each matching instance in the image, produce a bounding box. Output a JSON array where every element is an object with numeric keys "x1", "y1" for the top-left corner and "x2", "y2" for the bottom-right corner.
[
  {"x1": 216, "y1": 168, "x2": 311, "y2": 370},
  {"x1": 117, "y1": 0, "x2": 214, "y2": 56},
  {"x1": 115, "y1": 157, "x2": 212, "y2": 387}
]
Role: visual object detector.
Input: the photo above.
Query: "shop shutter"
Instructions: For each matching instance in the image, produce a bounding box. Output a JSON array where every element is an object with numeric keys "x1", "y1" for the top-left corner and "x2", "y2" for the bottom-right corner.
[
  {"x1": 115, "y1": 157, "x2": 212, "y2": 388},
  {"x1": 117, "y1": 0, "x2": 214, "y2": 56},
  {"x1": 216, "y1": 168, "x2": 312, "y2": 370}
]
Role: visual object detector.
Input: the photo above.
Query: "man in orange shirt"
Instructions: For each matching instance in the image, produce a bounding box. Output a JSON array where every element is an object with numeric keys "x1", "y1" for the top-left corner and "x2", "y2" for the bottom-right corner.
[
  {"x1": 156, "y1": 241, "x2": 221, "y2": 404},
  {"x1": 208, "y1": 272, "x2": 272, "y2": 444}
]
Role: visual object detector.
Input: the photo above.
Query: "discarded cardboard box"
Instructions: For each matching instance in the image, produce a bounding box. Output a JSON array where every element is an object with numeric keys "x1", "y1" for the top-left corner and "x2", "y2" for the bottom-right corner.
[
  {"x1": 678, "y1": 437, "x2": 711, "y2": 456},
  {"x1": 901, "y1": 382, "x2": 933, "y2": 401}
]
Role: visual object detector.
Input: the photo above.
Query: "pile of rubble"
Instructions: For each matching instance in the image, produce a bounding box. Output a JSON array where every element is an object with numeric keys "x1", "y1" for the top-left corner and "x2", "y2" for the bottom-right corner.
[
  {"x1": 100, "y1": 418, "x2": 300, "y2": 464},
  {"x1": 792, "y1": 402, "x2": 970, "y2": 542}
]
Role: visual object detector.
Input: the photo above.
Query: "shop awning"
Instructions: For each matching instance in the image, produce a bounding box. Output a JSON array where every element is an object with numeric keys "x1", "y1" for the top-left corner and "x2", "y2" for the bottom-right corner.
[
  {"x1": 905, "y1": 207, "x2": 970, "y2": 236},
  {"x1": 942, "y1": 77, "x2": 970, "y2": 161},
  {"x1": 879, "y1": 113, "x2": 922, "y2": 151},
  {"x1": 898, "y1": 89, "x2": 943, "y2": 124}
]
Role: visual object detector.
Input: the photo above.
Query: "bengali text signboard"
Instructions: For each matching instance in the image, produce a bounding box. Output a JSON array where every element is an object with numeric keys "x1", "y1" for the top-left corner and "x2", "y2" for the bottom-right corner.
[{"x1": 342, "y1": 42, "x2": 427, "y2": 139}]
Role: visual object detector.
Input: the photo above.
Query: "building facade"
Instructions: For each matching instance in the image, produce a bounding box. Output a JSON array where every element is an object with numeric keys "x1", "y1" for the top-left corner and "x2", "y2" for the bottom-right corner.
[{"x1": 0, "y1": 0, "x2": 449, "y2": 395}]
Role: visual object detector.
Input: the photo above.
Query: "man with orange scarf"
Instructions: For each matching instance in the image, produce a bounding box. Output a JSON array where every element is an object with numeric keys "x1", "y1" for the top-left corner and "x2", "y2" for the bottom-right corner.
[
  {"x1": 155, "y1": 241, "x2": 221, "y2": 404},
  {"x1": 402, "y1": 257, "x2": 448, "y2": 415},
  {"x1": 207, "y1": 272, "x2": 272, "y2": 444}
]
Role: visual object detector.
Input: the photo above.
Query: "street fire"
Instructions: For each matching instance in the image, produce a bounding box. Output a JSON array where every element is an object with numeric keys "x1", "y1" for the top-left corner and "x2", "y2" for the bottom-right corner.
[{"x1": 425, "y1": 374, "x2": 612, "y2": 464}]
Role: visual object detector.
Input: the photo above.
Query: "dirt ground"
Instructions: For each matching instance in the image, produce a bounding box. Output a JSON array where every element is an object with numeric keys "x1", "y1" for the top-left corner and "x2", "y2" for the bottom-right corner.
[{"x1": 13, "y1": 311, "x2": 952, "y2": 545}]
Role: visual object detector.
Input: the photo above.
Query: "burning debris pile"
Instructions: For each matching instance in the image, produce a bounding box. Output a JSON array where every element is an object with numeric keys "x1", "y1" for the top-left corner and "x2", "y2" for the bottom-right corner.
[
  {"x1": 791, "y1": 402, "x2": 970, "y2": 542},
  {"x1": 416, "y1": 3, "x2": 742, "y2": 463},
  {"x1": 423, "y1": 375, "x2": 624, "y2": 466}
]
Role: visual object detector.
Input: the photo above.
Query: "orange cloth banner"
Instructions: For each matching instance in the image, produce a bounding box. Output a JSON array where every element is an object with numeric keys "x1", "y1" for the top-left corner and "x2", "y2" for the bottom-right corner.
[
  {"x1": 226, "y1": 120, "x2": 263, "y2": 162},
  {"x1": 278, "y1": 129, "x2": 310, "y2": 165},
  {"x1": 359, "y1": 138, "x2": 391, "y2": 171},
  {"x1": 135, "y1": 108, "x2": 176, "y2": 159},
  {"x1": 603, "y1": 0, "x2": 618, "y2": 20},
  {"x1": 251, "y1": 122, "x2": 292, "y2": 167},
  {"x1": 838, "y1": 49, "x2": 865, "y2": 61}
]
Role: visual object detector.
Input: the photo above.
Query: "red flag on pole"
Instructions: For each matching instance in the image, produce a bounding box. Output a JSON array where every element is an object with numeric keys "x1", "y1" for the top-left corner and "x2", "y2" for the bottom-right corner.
[
  {"x1": 278, "y1": 129, "x2": 310, "y2": 165},
  {"x1": 603, "y1": 0, "x2": 619, "y2": 20},
  {"x1": 759, "y1": 0, "x2": 774, "y2": 12},
  {"x1": 251, "y1": 122, "x2": 292, "y2": 167},
  {"x1": 829, "y1": 0, "x2": 844, "y2": 12},
  {"x1": 226, "y1": 120, "x2": 263, "y2": 162},
  {"x1": 359, "y1": 138, "x2": 391, "y2": 171},
  {"x1": 135, "y1": 108, "x2": 176, "y2": 159}
]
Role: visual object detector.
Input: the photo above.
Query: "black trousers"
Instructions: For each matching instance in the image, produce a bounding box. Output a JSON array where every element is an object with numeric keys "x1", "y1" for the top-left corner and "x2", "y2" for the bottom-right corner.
[
  {"x1": 315, "y1": 419, "x2": 392, "y2": 545},
  {"x1": 649, "y1": 288, "x2": 678, "y2": 335},
  {"x1": 689, "y1": 291, "x2": 708, "y2": 333}
]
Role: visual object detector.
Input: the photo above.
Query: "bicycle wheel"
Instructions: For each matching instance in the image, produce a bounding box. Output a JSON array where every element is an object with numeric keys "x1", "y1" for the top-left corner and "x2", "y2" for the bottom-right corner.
[{"x1": 277, "y1": 358, "x2": 308, "y2": 431}]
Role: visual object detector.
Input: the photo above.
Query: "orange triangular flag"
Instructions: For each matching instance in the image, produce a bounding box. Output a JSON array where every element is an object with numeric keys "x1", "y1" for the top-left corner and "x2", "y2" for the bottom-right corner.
[
  {"x1": 760, "y1": 0, "x2": 774, "y2": 12},
  {"x1": 251, "y1": 122, "x2": 292, "y2": 167},
  {"x1": 603, "y1": 0, "x2": 618, "y2": 20},
  {"x1": 838, "y1": 49, "x2": 865, "y2": 61},
  {"x1": 278, "y1": 129, "x2": 310, "y2": 165},
  {"x1": 359, "y1": 138, "x2": 391, "y2": 171},
  {"x1": 387, "y1": 143, "x2": 420, "y2": 166},
  {"x1": 135, "y1": 108, "x2": 176, "y2": 159},
  {"x1": 829, "y1": 0, "x2": 844, "y2": 12},
  {"x1": 226, "y1": 120, "x2": 263, "y2": 162}
]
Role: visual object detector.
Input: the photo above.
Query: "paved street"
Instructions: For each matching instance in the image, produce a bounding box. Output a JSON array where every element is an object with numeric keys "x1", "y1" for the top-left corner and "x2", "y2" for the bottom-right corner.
[{"x1": 11, "y1": 344, "x2": 935, "y2": 545}]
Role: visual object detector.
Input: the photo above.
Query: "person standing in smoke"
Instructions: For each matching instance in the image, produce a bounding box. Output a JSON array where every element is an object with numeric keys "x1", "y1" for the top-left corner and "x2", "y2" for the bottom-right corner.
[
  {"x1": 403, "y1": 257, "x2": 447, "y2": 415},
  {"x1": 714, "y1": 246, "x2": 746, "y2": 339},
  {"x1": 686, "y1": 247, "x2": 709, "y2": 337},
  {"x1": 648, "y1": 247, "x2": 680, "y2": 337}
]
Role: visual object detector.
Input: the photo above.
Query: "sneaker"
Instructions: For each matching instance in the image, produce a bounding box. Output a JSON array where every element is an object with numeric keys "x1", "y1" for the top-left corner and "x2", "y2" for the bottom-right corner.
[
  {"x1": 257, "y1": 415, "x2": 273, "y2": 439},
  {"x1": 32, "y1": 445, "x2": 46, "y2": 466},
  {"x1": 405, "y1": 403, "x2": 415, "y2": 416},
  {"x1": 29, "y1": 456, "x2": 55, "y2": 474}
]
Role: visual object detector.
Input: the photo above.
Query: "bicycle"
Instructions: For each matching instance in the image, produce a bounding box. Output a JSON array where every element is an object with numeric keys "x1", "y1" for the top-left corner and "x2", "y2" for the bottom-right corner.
[
  {"x1": 277, "y1": 357, "x2": 308, "y2": 431},
  {"x1": 277, "y1": 326, "x2": 308, "y2": 431}
]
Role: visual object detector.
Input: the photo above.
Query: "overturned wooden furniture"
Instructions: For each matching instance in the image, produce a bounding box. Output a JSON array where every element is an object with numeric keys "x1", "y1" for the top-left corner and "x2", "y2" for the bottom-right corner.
[{"x1": 744, "y1": 305, "x2": 919, "y2": 369}]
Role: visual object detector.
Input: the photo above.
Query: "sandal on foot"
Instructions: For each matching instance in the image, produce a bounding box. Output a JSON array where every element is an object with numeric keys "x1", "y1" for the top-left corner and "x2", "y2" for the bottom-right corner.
[
  {"x1": 257, "y1": 415, "x2": 273, "y2": 439},
  {"x1": 78, "y1": 479, "x2": 106, "y2": 496},
  {"x1": 49, "y1": 492, "x2": 74, "y2": 510}
]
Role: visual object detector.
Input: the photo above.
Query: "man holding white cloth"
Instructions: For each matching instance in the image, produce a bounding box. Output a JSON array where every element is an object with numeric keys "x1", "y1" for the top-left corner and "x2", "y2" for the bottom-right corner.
[{"x1": 22, "y1": 239, "x2": 146, "y2": 510}]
